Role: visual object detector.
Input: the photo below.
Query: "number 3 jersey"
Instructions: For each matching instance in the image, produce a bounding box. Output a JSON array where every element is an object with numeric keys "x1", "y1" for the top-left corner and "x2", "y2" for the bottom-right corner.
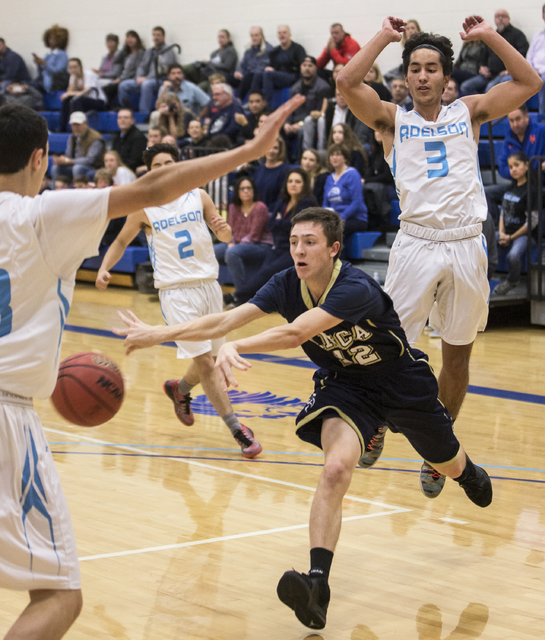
[
  {"x1": 144, "y1": 189, "x2": 218, "y2": 289},
  {"x1": 386, "y1": 100, "x2": 488, "y2": 229},
  {"x1": 250, "y1": 261, "x2": 417, "y2": 378}
]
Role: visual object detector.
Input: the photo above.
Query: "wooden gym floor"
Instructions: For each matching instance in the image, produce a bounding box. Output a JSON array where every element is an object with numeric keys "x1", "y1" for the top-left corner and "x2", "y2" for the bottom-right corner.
[{"x1": 1, "y1": 283, "x2": 544, "y2": 639}]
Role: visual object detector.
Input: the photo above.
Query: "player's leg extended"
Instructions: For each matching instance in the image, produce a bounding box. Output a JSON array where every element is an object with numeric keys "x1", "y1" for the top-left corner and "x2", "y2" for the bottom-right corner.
[
  {"x1": 438, "y1": 340, "x2": 473, "y2": 421},
  {"x1": 194, "y1": 352, "x2": 262, "y2": 458},
  {"x1": 4, "y1": 589, "x2": 82, "y2": 640}
]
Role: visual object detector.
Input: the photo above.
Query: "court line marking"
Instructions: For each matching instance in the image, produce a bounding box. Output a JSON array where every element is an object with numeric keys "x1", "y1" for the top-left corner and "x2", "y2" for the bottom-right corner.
[
  {"x1": 440, "y1": 517, "x2": 468, "y2": 525},
  {"x1": 43, "y1": 427, "x2": 409, "y2": 511},
  {"x1": 79, "y1": 511, "x2": 408, "y2": 562}
]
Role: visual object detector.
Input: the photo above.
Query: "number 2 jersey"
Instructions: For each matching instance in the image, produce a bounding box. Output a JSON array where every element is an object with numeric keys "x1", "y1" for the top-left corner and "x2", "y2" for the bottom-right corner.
[
  {"x1": 386, "y1": 100, "x2": 488, "y2": 229},
  {"x1": 250, "y1": 260, "x2": 418, "y2": 378},
  {"x1": 144, "y1": 189, "x2": 218, "y2": 289}
]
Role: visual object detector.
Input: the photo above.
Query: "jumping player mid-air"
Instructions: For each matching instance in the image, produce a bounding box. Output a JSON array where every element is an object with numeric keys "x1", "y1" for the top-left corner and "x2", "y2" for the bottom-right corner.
[
  {"x1": 336, "y1": 15, "x2": 542, "y2": 489},
  {"x1": 96, "y1": 143, "x2": 262, "y2": 458},
  {"x1": 114, "y1": 207, "x2": 493, "y2": 631}
]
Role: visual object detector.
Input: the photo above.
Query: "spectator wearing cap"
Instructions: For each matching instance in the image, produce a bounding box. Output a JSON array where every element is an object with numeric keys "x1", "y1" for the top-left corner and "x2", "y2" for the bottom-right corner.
[
  {"x1": 316, "y1": 23, "x2": 360, "y2": 70},
  {"x1": 249, "y1": 25, "x2": 306, "y2": 103},
  {"x1": 110, "y1": 108, "x2": 148, "y2": 172},
  {"x1": 51, "y1": 111, "x2": 105, "y2": 182},
  {"x1": 283, "y1": 56, "x2": 331, "y2": 158},
  {"x1": 0, "y1": 38, "x2": 30, "y2": 92}
]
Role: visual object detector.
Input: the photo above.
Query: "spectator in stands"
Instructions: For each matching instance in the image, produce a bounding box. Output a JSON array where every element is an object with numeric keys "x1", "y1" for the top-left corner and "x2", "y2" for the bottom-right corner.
[
  {"x1": 158, "y1": 63, "x2": 210, "y2": 117},
  {"x1": 54, "y1": 175, "x2": 71, "y2": 190},
  {"x1": 323, "y1": 87, "x2": 373, "y2": 150},
  {"x1": 301, "y1": 148, "x2": 329, "y2": 204},
  {"x1": 0, "y1": 38, "x2": 30, "y2": 92},
  {"x1": 235, "y1": 92, "x2": 269, "y2": 144},
  {"x1": 72, "y1": 176, "x2": 89, "y2": 189},
  {"x1": 94, "y1": 168, "x2": 114, "y2": 189},
  {"x1": 486, "y1": 104, "x2": 545, "y2": 224},
  {"x1": 217, "y1": 176, "x2": 273, "y2": 306},
  {"x1": 384, "y1": 19, "x2": 422, "y2": 86},
  {"x1": 111, "y1": 108, "x2": 148, "y2": 173},
  {"x1": 452, "y1": 40, "x2": 486, "y2": 87},
  {"x1": 234, "y1": 27, "x2": 275, "y2": 100},
  {"x1": 102, "y1": 30, "x2": 145, "y2": 108},
  {"x1": 460, "y1": 10, "x2": 529, "y2": 95},
  {"x1": 327, "y1": 123, "x2": 368, "y2": 178},
  {"x1": 1, "y1": 82, "x2": 43, "y2": 110},
  {"x1": 32, "y1": 24, "x2": 69, "y2": 92},
  {"x1": 527, "y1": 5, "x2": 545, "y2": 114},
  {"x1": 58, "y1": 58, "x2": 107, "y2": 131},
  {"x1": 364, "y1": 63, "x2": 392, "y2": 101},
  {"x1": 94, "y1": 34, "x2": 123, "y2": 86},
  {"x1": 440, "y1": 79, "x2": 459, "y2": 106},
  {"x1": 150, "y1": 93, "x2": 194, "y2": 144},
  {"x1": 366, "y1": 130, "x2": 398, "y2": 229},
  {"x1": 316, "y1": 23, "x2": 360, "y2": 70},
  {"x1": 51, "y1": 111, "x2": 105, "y2": 182},
  {"x1": 494, "y1": 152, "x2": 538, "y2": 294},
  {"x1": 104, "y1": 150, "x2": 136, "y2": 185},
  {"x1": 390, "y1": 78, "x2": 413, "y2": 110},
  {"x1": 179, "y1": 119, "x2": 208, "y2": 158},
  {"x1": 283, "y1": 56, "x2": 331, "y2": 157},
  {"x1": 207, "y1": 83, "x2": 244, "y2": 144},
  {"x1": 118, "y1": 26, "x2": 179, "y2": 113},
  {"x1": 148, "y1": 126, "x2": 165, "y2": 146},
  {"x1": 323, "y1": 143, "x2": 368, "y2": 239},
  {"x1": 182, "y1": 30, "x2": 238, "y2": 91},
  {"x1": 230, "y1": 169, "x2": 317, "y2": 305},
  {"x1": 250, "y1": 26, "x2": 306, "y2": 103},
  {"x1": 366, "y1": 131, "x2": 396, "y2": 194},
  {"x1": 252, "y1": 136, "x2": 291, "y2": 209}
]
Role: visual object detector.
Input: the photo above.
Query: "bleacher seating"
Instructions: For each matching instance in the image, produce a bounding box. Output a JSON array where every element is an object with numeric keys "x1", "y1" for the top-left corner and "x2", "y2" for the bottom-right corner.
[
  {"x1": 81, "y1": 246, "x2": 149, "y2": 272},
  {"x1": 345, "y1": 232, "x2": 382, "y2": 260}
]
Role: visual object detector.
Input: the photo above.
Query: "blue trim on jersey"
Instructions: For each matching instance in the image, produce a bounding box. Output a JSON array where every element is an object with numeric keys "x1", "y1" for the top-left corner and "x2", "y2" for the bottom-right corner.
[
  {"x1": 55, "y1": 280, "x2": 70, "y2": 368},
  {"x1": 20, "y1": 425, "x2": 60, "y2": 574}
]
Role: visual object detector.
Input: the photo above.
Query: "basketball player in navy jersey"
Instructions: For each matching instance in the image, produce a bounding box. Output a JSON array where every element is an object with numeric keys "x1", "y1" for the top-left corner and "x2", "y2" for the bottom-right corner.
[
  {"x1": 115, "y1": 207, "x2": 493, "y2": 630},
  {"x1": 336, "y1": 16, "x2": 541, "y2": 490}
]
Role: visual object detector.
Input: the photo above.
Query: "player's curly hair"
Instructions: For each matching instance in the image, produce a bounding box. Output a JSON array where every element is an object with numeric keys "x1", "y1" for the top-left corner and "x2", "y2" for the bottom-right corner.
[
  {"x1": 402, "y1": 32, "x2": 454, "y2": 77},
  {"x1": 43, "y1": 24, "x2": 69, "y2": 50}
]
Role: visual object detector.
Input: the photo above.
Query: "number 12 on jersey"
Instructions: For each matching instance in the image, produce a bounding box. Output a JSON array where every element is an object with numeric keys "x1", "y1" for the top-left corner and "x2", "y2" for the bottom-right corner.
[{"x1": 425, "y1": 141, "x2": 449, "y2": 178}]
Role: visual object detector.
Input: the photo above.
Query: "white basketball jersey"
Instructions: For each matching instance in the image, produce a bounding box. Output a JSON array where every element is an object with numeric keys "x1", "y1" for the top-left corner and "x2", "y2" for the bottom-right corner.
[
  {"x1": 386, "y1": 100, "x2": 487, "y2": 229},
  {"x1": 145, "y1": 189, "x2": 218, "y2": 289},
  {"x1": 0, "y1": 189, "x2": 109, "y2": 399}
]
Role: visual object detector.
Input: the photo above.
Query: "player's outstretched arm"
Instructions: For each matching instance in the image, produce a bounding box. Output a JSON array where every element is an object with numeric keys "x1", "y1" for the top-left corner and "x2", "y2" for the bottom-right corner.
[
  {"x1": 461, "y1": 16, "x2": 543, "y2": 124},
  {"x1": 336, "y1": 17, "x2": 401, "y2": 132},
  {"x1": 107, "y1": 95, "x2": 305, "y2": 220},
  {"x1": 113, "y1": 303, "x2": 266, "y2": 355}
]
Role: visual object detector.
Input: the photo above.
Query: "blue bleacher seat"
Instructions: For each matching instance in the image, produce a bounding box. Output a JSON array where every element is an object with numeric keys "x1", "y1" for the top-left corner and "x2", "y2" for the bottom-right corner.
[
  {"x1": 48, "y1": 132, "x2": 71, "y2": 153},
  {"x1": 38, "y1": 111, "x2": 61, "y2": 131},
  {"x1": 270, "y1": 87, "x2": 291, "y2": 110},
  {"x1": 81, "y1": 246, "x2": 148, "y2": 272},
  {"x1": 345, "y1": 232, "x2": 382, "y2": 260},
  {"x1": 478, "y1": 140, "x2": 503, "y2": 167},
  {"x1": 527, "y1": 93, "x2": 539, "y2": 112},
  {"x1": 43, "y1": 92, "x2": 64, "y2": 110},
  {"x1": 496, "y1": 243, "x2": 544, "y2": 274}
]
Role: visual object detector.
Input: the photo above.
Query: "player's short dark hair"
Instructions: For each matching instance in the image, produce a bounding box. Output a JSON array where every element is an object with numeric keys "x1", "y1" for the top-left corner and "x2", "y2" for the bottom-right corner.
[
  {"x1": 142, "y1": 143, "x2": 179, "y2": 169},
  {"x1": 291, "y1": 207, "x2": 344, "y2": 260},
  {"x1": 403, "y1": 32, "x2": 454, "y2": 77},
  {"x1": 232, "y1": 175, "x2": 258, "y2": 206},
  {"x1": 0, "y1": 104, "x2": 48, "y2": 174}
]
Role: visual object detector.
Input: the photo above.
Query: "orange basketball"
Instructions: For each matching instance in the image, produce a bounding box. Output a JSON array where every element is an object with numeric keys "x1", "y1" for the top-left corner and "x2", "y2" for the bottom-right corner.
[{"x1": 51, "y1": 352, "x2": 124, "y2": 427}]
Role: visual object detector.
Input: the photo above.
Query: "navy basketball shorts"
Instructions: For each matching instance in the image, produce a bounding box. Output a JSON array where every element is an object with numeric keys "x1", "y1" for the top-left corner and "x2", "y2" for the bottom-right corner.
[{"x1": 295, "y1": 358, "x2": 460, "y2": 466}]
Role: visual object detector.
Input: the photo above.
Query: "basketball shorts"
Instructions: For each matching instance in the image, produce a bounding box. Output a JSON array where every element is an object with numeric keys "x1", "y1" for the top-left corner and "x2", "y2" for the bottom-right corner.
[
  {"x1": 295, "y1": 357, "x2": 460, "y2": 466},
  {"x1": 0, "y1": 394, "x2": 81, "y2": 591},
  {"x1": 159, "y1": 278, "x2": 225, "y2": 360},
  {"x1": 384, "y1": 222, "x2": 489, "y2": 346}
]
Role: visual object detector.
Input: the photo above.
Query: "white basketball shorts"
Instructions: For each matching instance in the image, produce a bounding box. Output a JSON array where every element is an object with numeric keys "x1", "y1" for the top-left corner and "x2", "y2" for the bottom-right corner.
[
  {"x1": 0, "y1": 394, "x2": 81, "y2": 591},
  {"x1": 159, "y1": 278, "x2": 225, "y2": 359},
  {"x1": 384, "y1": 222, "x2": 489, "y2": 346}
]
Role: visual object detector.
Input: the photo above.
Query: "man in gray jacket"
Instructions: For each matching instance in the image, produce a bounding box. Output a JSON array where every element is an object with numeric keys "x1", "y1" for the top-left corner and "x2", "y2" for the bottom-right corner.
[{"x1": 118, "y1": 26, "x2": 179, "y2": 112}]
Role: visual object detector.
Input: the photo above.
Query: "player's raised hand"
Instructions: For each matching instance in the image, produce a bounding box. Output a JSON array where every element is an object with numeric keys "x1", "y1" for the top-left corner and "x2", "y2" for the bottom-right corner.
[
  {"x1": 113, "y1": 309, "x2": 164, "y2": 354},
  {"x1": 460, "y1": 16, "x2": 493, "y2": 41},
  {"x1": 95, "y1": 268, "x2": 112, "y2": 290},
  {"x1": 248, "y1": 94, "x2": 305, "y2": 158},
  {"x1": 215, "y1": 343, "x2": 252, "y2": 392},
  {"x1": 382, "y1": 17, "x2": 406, "y2": 43}
]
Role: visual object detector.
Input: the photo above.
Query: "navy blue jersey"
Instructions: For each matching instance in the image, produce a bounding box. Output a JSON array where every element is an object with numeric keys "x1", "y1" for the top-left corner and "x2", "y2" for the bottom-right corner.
[{"x1": 249, "y1": 260, "x2": 416, "y2": 378}]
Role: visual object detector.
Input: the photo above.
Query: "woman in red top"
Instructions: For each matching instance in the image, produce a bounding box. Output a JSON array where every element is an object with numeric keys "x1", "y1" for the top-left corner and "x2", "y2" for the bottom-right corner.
[{"x1": 215, "y1": 176, "x2": 272, "y2": 306}]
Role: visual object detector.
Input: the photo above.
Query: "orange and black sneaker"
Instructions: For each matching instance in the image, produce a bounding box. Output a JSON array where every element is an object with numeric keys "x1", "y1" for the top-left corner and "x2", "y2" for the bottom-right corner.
[
  {"x1": 163, "y1": 380, "x2": 195, "y2": 426},
  {"x1": 420, "y1": 462, "x2": 446, "y2": 499},
  {"x1": 358, "y1": 425, "x2": 388, "y2": 469},
  {"x1": 233, "y1": 425, "x2": 262, "y2": 458}
]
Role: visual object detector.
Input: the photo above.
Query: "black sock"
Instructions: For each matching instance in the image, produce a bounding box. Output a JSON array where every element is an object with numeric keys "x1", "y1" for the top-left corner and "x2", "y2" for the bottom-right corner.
[
  {"x1": 309, "y1": 547, "x2": 334, "y2": 581},
  {"x1": 453, "y1": 455, "x2": 477, "y2": 484}
]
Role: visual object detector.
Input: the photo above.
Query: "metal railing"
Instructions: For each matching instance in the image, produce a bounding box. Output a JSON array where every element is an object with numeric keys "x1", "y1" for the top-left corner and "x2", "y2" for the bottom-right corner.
[
  {"x1": 528, "y1": 156, "x2": 545, "y2": 302},
  {"x1": 179, "y1": 145, "x2": 231, "y2": 217}
]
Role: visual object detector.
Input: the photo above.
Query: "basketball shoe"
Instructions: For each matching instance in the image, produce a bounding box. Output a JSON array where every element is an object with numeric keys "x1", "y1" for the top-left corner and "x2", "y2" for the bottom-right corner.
[
  {"x1": 458, "y1": 465, "x2": 493, "y2": 507},
  {"x1": 233, "y1": 425, "x2": 262, "y2": 458},
  {"x1": 419, "y1": 462, "x2": 446, "y2": 499},
  {"x1": 277, "y1": 570, "x2": 330, "y2": 629},
  {"x1": 358, "y1": 425, "x2": 388, "y2": 468},
  {"x1": 163, "y1": 380, "x2": 194, "y2": 426}
]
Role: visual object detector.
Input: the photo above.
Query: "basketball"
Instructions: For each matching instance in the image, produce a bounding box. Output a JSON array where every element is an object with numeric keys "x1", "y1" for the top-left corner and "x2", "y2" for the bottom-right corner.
[{"x1": 51, "y1": 352, "x2": 124, "y2": 427}]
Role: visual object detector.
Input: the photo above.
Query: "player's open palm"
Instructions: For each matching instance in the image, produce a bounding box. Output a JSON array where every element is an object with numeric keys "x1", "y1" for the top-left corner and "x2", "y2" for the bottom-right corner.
[
  {"x1": 215, "y1": 343, "x2": 252, "y2": 391},
  {"x1": 460, "y1": 16, "x2": 493, "y2": 41}
]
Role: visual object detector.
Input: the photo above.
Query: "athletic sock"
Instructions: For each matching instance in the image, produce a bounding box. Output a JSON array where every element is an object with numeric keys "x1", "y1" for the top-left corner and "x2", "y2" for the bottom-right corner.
[
  {"x1": 222, "y1": 411, "x2": 242, "y2": 436},
  {"x1": 309, "y1": 547, "x2": 334, "y2": 581},
  {"x1": 177, "y1": 378, "x2": 195, "y2": 397},
  {"x1": 453, "y1": 455, "x2": 477, "y2": 484}
]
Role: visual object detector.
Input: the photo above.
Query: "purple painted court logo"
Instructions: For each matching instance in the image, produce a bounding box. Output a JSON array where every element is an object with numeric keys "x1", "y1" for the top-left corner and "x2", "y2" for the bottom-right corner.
[{"x1": 192, "y1": 390, "x2": 306, "y2": 419}]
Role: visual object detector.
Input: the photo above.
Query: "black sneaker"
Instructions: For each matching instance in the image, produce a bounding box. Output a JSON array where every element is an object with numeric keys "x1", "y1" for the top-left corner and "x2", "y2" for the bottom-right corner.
[
  {"x1": 277, "y1": 570, "x2": 330, "y2": 629},
  {"x1": 459, "y1": 465, "x2": 493, "y2": 507}
]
